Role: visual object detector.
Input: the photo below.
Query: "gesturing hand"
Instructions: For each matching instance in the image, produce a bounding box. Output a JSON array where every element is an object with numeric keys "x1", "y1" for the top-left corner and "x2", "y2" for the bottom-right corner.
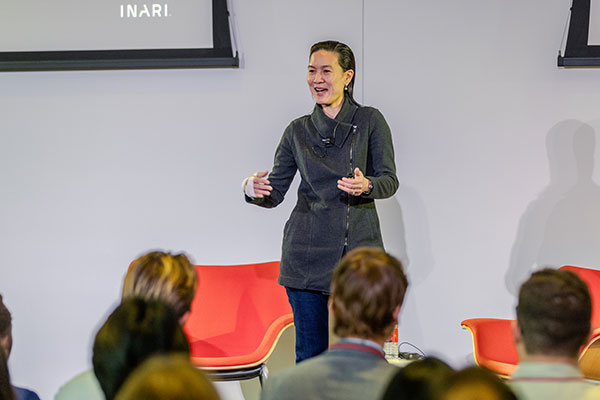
[
  {"x1": 252, "y1": 171, "x2": 273, "y2": 198},
  {"x1": 337, "y1": 168, "x2": 370, "y2": 196}
]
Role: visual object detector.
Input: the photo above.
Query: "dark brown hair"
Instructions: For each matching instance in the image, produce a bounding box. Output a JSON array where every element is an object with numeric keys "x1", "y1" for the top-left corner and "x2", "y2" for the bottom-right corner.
[
  {"x1": 0, "y1": 348, "x2": 15, "y2": 400},
  {"x1": 382, "y1": 357, "x2": 454, "y2": 400},
  {"x1": 93, "y1": 298, "x2": 190, "y2": 400},
  {"x1": 0, "y1": 296, "x2": 12, "y2": 358},
  {"x1": 517, "y1": 268, "x2": 591, "y2": 357},
  {"x1": 331, "y1": 247, "x2": 408, "y2": 340}
]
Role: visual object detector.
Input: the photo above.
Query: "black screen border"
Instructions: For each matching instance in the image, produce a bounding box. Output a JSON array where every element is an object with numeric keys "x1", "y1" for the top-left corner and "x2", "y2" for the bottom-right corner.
[
  {"x1": 0, "y1": 0, "x2": 239, "y2": 72},
  {"x1": 559, "y1": 0, "x2": 600, "y2": 66}
]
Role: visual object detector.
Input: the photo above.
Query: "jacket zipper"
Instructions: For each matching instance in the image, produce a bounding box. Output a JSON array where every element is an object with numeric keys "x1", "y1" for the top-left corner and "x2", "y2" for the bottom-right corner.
[{"x1": 344, "y1": 126, "x2": 357, "y2": 247}]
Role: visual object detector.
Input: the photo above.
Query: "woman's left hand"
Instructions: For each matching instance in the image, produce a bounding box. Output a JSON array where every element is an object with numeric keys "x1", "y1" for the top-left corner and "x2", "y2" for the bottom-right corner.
[{"x1": 337, "y1": 168, "x2": 370, "y2": 196}]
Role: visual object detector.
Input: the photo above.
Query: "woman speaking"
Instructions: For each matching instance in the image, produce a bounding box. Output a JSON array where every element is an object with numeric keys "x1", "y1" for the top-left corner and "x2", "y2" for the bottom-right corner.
[{"x1": 242, "y1": 40, "x2": 398, "y2": 363}]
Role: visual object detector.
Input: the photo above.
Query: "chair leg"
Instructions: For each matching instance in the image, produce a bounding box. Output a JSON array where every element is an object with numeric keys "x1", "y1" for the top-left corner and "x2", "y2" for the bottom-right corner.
[{"x1": 259, "y1": 364, "x2": 269, "y2": 387}]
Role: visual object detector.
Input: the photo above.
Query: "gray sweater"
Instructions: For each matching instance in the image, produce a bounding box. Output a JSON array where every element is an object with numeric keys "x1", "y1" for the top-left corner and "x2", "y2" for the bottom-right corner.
[
  {"x1": 260, "y1": 344, "x2": 398, "y2": 400},
  {"x1": 247, "y1": 96, "x2": 398, "y2": 292}
]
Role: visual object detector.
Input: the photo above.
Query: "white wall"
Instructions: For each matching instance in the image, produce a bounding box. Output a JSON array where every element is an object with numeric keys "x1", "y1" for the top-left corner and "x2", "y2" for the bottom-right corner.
[
  {"x1": 2, "y1": 0, "x2": 600, "y2": 398},
  {"x1": 366, "y1": 0, "x2": 600, "y2": 360}
]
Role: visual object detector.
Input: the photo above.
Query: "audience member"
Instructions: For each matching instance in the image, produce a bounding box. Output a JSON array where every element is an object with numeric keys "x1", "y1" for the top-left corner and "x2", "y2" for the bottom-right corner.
[
  {"x1": 509, "y1": 268, "x2": 596, "y2": 400},
  {"x1": 381, "y1": 356, "x2": 454, "y2": 400},
  {"x1": 261, "y1": 246, "x2": 408, "y2": 400},
  {"x1": 441, "y1": 366, "x2": 517, "y2": 400},
  {"x1": 114, "y1": 354, "x2": 220, "y2": 400},
  {"x1": 121, "y1": 250, "x2": 198, "y2": 324},
  {"x1": 55, "y1": 250, "x2": 197, "y2": 400},
  {"x1": 93, "y1": 298, "x2": 189, "y2": 400},
  {"x1": 0, "y1": 296, "x2": 40, "y2": 400},
  {"x1": 0, "y1": 347, "x2": 15, "y2": 400}
]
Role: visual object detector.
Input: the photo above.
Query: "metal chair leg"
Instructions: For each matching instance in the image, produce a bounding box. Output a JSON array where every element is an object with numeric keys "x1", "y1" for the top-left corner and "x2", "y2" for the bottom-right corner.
[{"x1": 259, "y1": 364, "x2": 269, "y2": 387}]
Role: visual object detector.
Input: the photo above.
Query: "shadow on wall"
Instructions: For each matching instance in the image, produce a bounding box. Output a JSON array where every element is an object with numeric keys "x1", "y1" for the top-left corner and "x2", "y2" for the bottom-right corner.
[
  {"x1": 377, "y1": 195, "x2": 409, "y2": 268},
  {"x1": 377, "y1": 187, "x2": 435, "y2": 285},
  {"x1": 506, "y1": 120, "x2": 600, "y2": 295},
  {"x1": 376, "y1": 189, "x2": 434, "y2": 345}
]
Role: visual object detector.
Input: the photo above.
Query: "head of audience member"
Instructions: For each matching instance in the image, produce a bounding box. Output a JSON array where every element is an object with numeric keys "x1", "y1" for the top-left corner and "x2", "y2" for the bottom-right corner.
[
  {"x1": 330, "y1": 246, "x2": 408, "y2": 345},
  {"x1": 122, "y1": 250, "x2": 197, "y2": 324},
  {"x1": 441, "y1": 367, "x2": 517, "y2": 400},
  {"x1": 115, "y1": 354, "x2": 220, "y2": 400},
  {"x1": 92, "y1": 298, "x2": 190, "y2": 400},
  {"x1": 515, "y1": 268, "x2": 591, "y2": 362},
  {"x1": 0, "y1": 347, "x2": 15, "y2": 400},
  {"x1": 0, "y1": 296, "x2": 12, "y2": 359},
  {"x1": 381, "y1": 356, "x2": 454, "y2": 400}
]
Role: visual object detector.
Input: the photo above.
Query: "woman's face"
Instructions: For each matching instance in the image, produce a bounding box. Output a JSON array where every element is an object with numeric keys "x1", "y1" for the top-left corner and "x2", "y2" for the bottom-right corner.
[{"x1": 307, "y1": 50, "x2": 354, "y2": 109}]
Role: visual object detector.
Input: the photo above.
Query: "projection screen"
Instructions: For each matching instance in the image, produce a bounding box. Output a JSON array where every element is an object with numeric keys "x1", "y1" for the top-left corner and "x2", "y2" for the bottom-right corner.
[{"x1": 0, "y1": 0, "x2": 238, "y2": 71}]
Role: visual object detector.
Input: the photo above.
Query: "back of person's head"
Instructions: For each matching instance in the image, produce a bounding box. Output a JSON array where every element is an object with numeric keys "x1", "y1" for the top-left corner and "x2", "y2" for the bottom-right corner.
[
  {"x1": 115, "y1": 354, "x2": 220, "y2": 400},
  {"x1": 0, "y1": 348, "x2": 15, "y2": 400},
  {"x1": 516, "y1": 268, "x2": 591, "y2": 358},
  {"x1": 92, "y1": 298, "x2": 190, "y2": 400},
  {"x1": 441, "y1": 367, "x2": 517, "y2": 400},
  {"x1": 122, "y1": 250, "x2": 198, "y2": 321},
  {"x1": 331, "y1": 246, "x2": 408, "y2": 341},
  {"x1": 0, "y1": 296, "x2": 11, "y2": 358},
  {"x1": 382, "y1": 357, "x2": 454, "y2": 400}
]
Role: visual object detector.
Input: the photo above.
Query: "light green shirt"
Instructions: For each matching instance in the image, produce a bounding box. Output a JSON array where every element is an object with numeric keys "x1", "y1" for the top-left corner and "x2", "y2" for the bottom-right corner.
[
  {"x1": 584, "y1": 385, "x2": 600, "y2": 400},
  {"x1": 54, "y1": 370, "x2": 104, "y2": 400},
  {"x1": 509, "y1": 362, "x2": 599, "y2": 400}
]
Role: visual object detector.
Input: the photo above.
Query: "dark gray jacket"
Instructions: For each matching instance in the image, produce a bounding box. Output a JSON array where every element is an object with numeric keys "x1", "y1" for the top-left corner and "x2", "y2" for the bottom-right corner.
[{"x1": 247, "y1": 96, "x2": 398, "y2": 292}]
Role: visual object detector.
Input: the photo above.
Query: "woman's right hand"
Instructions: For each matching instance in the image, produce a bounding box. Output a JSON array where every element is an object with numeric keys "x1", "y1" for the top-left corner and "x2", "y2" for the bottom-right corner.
[{"x1": 243, "y1": 171, "x2": 273, "y2": 198}]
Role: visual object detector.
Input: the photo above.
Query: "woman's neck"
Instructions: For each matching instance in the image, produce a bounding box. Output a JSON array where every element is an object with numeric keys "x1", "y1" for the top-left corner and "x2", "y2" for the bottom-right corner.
[{"x1": 322, "y1": 97, "x2": 344, "y2": 119}]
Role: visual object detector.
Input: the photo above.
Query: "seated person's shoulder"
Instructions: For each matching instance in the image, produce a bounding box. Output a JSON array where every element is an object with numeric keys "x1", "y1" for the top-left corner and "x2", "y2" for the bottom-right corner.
[
  {"x1": 55, "y1": 369, "x2": 103, "y2": 400},
  {"x1": 261, "y1": 357, "x2": 327, "y2": 400},
  {"x1": 14, "y1": 386, "x2": 41, "y2": 400},
  {"x1": 583, "y1": 385, "x2": 600, "y2": 400}
]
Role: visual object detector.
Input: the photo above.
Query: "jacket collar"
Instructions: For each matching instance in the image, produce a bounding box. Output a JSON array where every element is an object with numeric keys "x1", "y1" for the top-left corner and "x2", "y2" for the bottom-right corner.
[{"x1": 310, "y1": 95, "x2": 359, "y2": 148}]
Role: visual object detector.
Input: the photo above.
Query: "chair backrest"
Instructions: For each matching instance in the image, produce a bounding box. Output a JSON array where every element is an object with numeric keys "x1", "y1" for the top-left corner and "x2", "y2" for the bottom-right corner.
[
  {"x1": 559, "y1": 265, "x2": 600, "y2": 329},
  {"x1": 183, "y1": 261, "x2": 293, "y2": 368},
  {"x1": 461, "y1": 318, "x2": 519, "y2": 377}
]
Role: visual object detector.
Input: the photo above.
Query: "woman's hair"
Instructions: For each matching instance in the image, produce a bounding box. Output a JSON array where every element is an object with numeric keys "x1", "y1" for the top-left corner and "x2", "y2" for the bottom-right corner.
[
  {"x1": 331, "y1": 247, "x2": 408, "y2": 340},
  {"x1": 310, "y1": 40, "x2": 357, "y2": 103},
  {"x1": 0, "y1": 296, "x2": 12, "y2": 358},
  {"x1": 122, "y1": 251, "x2": 198, "y2": 320},
  {"x1": 441, "y1": 367, "x2": 517, "y2": 400},
  {"x1": 115, "y1": 354, "x2": 220, "y2": 400},
  {"x1": 92, "y1": 298, "x2": 190, "y2": 400},
  {"x1": 382, "y1": 357, "x2": 454, "y2": 400},
  {"x1": 0, "y1": 346, "x2": 15, "y2": 400}
]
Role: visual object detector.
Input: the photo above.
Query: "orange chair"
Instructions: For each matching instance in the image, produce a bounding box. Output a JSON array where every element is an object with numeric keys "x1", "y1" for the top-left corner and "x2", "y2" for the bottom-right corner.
[
  {"x1": 559, "y1": 265, "x2": 600, "y2": 380},
  {"x1": 462, "y1": 266, "x2": 600, "y2": 379},
  {"x1": 183, "y1": 261, "x2": 294, "y2": 385},
  {"x1": 461, "y1": 318, "x2": 519, "y2": 378}
]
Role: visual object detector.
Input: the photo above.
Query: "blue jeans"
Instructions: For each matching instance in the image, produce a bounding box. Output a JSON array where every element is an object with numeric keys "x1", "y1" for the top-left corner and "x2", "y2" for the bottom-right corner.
[{"x1": 285, "y1": 287, "x2": 330, "y2": 363}]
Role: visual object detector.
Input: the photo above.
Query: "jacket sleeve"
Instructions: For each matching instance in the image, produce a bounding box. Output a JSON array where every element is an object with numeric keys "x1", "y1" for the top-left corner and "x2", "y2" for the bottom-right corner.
[
  {"x1": 362, "y1": 108, "x2": 399, "y2": 199},
  {"x1": 246, "y1": 124, "x2": 298, "y2": 208}
]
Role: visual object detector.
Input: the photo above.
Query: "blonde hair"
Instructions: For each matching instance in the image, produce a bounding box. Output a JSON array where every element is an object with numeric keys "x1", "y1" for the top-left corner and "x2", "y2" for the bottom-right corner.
[
  {"x1": 122, "y1": 251, "x2": 198, "y2": 319},
  {"x1": 115, "y1": 354, "x2": 220, "y2": 400}
]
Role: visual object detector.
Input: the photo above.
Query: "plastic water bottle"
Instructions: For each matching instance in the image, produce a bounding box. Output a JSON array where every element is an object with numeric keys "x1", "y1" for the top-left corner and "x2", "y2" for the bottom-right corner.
[{"x1": 384, "y1": 324, "x2": 399, "y2": 359}]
